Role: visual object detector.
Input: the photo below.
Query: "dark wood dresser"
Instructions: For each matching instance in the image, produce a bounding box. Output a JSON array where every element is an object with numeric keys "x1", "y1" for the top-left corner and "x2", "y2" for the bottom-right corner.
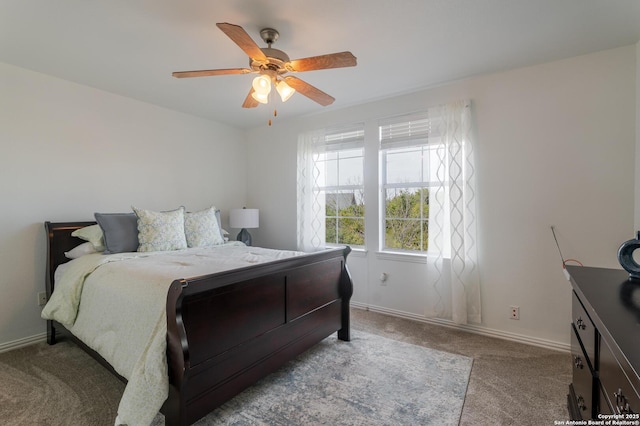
[{"x1": 567, "y1": 265, "x2": 640, "y2": 420}]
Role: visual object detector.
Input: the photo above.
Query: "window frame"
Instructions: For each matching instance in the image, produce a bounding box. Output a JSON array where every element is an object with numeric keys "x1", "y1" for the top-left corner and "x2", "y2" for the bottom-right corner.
[
  {"x1": 378, "y1": 112, "x2": 441, "y2": 255},
  {"x1": 315, "y1": 124, "x2": 366, "y2": 248}
]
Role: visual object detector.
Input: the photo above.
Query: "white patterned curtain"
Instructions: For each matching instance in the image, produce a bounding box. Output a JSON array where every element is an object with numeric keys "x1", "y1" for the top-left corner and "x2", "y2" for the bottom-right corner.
[
  {"x1": 426, "y1": 100, "x2": 481, "y2": 324},
  {"x1": 296, "y1": 129, "x2": 326, "y2": 252}
]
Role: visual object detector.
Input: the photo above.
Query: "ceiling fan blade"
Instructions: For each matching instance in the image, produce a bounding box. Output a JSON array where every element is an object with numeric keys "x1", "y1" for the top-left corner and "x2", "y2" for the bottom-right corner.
[
  {"x1": 242, "y1": 88, "x2": 259, "y2": 108},
  {"x1": 284, "y1": 76, "x2": 335, "y2": 106},
  {"x1": 172, "y1": 68, "x2": 252, "y2": 78},
  {"x1": 287, "y1": 51, "x2": 357, "y2": 72},
  {"x1": 216, "y1": 22, "x2": 267, "y2": 61}
]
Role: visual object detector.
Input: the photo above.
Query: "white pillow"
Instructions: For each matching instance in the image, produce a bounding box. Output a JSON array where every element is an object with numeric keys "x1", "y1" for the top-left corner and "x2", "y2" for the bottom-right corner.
[
  {"x1": 71, "y1": 224, "x2": 105, "y2": 251},
  {"x1": 133, "y1": 206, "x2": 188, "y2": 252},
  {"x1": 184, "y1": 207, "x2": 225, "y2": 247},
  {"x1": 64, "y1": 241, "x2": 99, "y2": 259}
]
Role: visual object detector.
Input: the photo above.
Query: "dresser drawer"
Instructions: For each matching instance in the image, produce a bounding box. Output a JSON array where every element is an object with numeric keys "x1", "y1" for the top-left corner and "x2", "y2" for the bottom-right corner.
[
  {"x1": 571, "y1": 326, "x2": 594, "y2": 418},
  {"x1": 599, "y1": 338, "x2": 640, "y2": 415},
  {"x1": 572, "y1": 291, "x2": 596, "y2": 366}
]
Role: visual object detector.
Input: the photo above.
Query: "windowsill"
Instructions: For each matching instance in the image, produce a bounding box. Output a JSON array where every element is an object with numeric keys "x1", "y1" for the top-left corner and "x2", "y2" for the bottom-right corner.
[
  {"x1": 375, "y1": 251, "x2": 428, "y2": 263},
  {"x1": 323, "y1": 246, "x2": 450, "y2": 263}
]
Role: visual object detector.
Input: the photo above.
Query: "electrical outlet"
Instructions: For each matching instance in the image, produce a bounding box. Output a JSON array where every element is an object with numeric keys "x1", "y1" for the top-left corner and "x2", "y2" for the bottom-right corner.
[
  {"x1": 37, "y1": 292, "x2": 47, "y2": 306},
  {"x1": 510, "y1": 306, "x2": 520, "y2": 320},
  {"x1": 379, "y1": 272, "x2": 388, "y2": 286}
]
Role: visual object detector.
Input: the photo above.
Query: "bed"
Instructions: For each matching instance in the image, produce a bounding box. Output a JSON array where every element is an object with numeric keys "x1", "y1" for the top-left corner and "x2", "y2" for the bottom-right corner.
[{"x1": 43, "y1": 220, "x2": 353, "y2": 426}]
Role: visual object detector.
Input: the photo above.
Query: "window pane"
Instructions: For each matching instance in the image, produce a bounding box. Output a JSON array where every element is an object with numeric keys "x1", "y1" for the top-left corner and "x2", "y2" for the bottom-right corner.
[
  {"x1": 383, "y1": 186, "x2": 429, "y2": 252},
  {"x1": 385, "y1": 219, "x2": 421, "y2": 250},
  {"x1": 325, "y1": 218, "x2": 337, "y2": 244},
  {"x1": 386, "y1": 147, "x2": 421, "y2": 184},
  {"x1": 338, "y1": 155, "x2": 363, "y2": 186},
  {"x1": 331, "y1": 190, "x2": 365, "y2": 246},
  {"x1": 338, "y1": 218, "x2": 365, "y2": 245},
  {"x1": 384, "y1": 219, "x2": 427, "y2": 251},
  {"x1": 340, "y1": 194, "x2": 365, "y2": 216},
  {"x1": 322, "y1": 158, "x2": 338, "y2": 187},
  {"x1": 325, "y1": 191, "x2": 337, "y2": 216},
  {"x1": 385, "y1": 188, "x2": 421, "y2": 219},
  {"x1": 326, "y1": 191, "x2": 355, "y2": 213}
]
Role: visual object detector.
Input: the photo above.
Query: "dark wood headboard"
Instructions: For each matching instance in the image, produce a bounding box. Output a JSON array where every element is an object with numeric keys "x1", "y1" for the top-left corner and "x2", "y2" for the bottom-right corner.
[{"x1": 44, "y1": 221, "x2": 96, "y2": 298}]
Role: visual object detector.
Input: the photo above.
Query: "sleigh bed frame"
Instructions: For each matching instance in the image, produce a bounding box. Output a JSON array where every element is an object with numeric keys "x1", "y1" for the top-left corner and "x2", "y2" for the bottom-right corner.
[{"x1": 44, "y1": 221, "x2": 353, "y2": 426}]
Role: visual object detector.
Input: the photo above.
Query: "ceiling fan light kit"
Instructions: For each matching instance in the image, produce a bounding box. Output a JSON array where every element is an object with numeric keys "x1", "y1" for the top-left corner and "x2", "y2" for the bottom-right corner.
[
  {"x1": 250, "y1": 90, "x2": 269, "y2": 104},
  {"x1": 276, "y1": 80, "x2": 295, "y2": 102},
  {"x1": 172, "y1": 22, "x2": 357, "y2": 123},
  {"x1": 252, "y1": 74, "x2": 271, "y2": 95}
]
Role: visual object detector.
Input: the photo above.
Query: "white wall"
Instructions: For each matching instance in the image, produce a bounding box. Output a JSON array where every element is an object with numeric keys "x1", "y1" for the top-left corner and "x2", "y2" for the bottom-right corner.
[
  {"x1": 246, "y1": 45, "x2": 637, "y2": 349},
  {"x1": 0, "y1": 62, "x2": 247, "y2": 349}
]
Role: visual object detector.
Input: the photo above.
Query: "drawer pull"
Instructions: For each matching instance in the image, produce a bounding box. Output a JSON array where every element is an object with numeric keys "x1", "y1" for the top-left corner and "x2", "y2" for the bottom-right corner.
[
  {"x1": 577, "y1": 395, "x2": 587, "y2": 411},
  {"x1": 575, "y1": 317, "x2": 586, "y2": 330},
  {"x1": 573, "y1": 356, "x2": 584, "y2": 369},
  {"x1": 614, "y1": 388, "x2": 634, "y2": 414}
]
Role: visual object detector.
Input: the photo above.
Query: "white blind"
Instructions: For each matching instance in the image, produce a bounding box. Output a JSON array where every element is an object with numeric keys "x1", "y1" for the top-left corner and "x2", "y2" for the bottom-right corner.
[
  {"x1": 379, "y1": 111, "x2": 441, "y2": 150},
  {"x1": 318, "y1": 123, "x2": 365, "y2": 152}
]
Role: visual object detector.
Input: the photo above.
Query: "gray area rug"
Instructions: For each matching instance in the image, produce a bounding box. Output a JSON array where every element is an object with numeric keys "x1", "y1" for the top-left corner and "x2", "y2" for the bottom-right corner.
[
  {"x1": 0, "y1": 330, "x2": 471, "y2": 425},
  {"x1": 152, "y1": 330, "x2": 473, "y2": 426}
]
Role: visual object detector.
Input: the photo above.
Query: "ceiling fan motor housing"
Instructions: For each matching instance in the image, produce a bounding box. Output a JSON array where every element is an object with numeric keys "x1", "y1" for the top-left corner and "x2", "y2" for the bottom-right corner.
[{"x1": 251, "y1": 47, "x2": 290, "y2": 75}]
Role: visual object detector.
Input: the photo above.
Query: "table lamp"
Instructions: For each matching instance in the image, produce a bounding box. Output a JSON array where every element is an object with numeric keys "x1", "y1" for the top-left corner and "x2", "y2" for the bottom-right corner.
[{"x1": 229, "y1": 207, "x2": 259, "y2": 246}]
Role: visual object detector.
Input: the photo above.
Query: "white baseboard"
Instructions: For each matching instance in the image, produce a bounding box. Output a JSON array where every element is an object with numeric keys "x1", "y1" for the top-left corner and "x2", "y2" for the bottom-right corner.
[
  {"x1": 351, "y1": 302, "x2": 570, "y2": 353},
  {"x1": 0, "y1": 332, "x2": 47, "y2": 354}
]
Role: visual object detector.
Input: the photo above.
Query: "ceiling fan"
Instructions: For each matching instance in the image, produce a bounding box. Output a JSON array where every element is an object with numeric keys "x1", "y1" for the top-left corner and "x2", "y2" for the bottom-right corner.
[{"x1": 172, "y1": 23, "x2": 357, "y2": 109}]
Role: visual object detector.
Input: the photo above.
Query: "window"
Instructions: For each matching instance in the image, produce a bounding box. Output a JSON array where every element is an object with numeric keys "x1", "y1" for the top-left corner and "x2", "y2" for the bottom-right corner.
[
  {"x1": 317, "y1": 125, "x2": 365, "y2": 246},
  {"x1": 379, "y1": 112, "x2": 440, "y2": 253}
]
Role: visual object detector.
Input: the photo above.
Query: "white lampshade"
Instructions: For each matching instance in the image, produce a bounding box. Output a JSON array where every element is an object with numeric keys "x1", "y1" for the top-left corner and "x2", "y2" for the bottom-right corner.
[
  {"x1": 229, "y1": 208, "x2": 259, "y2": 229},
  {"x1": 276, "y1": 80, "x2": 295, "y2": 102},
  {"x1": 252, "y1": 75, "x2": 271, "y2": 95},
  {"x1": 251, "y1": 91, "x2": 269, "y2": 104}
]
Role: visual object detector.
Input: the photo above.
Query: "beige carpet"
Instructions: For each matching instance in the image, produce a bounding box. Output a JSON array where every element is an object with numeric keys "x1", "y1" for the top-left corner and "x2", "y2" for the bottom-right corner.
[{"x1": 0, "y1": 339, "x2": 123, "y2": 425}]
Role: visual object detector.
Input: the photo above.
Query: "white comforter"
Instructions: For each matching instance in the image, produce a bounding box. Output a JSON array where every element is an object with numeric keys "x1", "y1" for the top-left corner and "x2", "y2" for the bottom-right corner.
[{"x1": 41, "y1": 243, "x2": 304, "y2": 426}]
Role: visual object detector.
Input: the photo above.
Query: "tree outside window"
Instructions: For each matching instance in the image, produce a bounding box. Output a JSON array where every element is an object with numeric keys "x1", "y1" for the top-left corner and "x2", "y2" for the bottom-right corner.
[{"x1": 384, "y1": 187, "x2": 428, "y2": 251}]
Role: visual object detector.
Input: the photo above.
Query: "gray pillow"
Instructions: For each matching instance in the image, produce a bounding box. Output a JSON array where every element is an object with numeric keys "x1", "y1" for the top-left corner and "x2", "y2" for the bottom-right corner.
[{"x1": 94, "y1": 212, "x2": 139, "y2": 253}]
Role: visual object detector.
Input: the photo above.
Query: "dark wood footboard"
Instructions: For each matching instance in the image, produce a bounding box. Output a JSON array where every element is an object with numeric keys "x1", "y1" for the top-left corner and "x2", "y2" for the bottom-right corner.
[
  {"x1": 163, "y1": 246, "x2": 352, "y2": 426},
  {"x1": 44, "y1": 221, "x2": 352, "y2": 426}
]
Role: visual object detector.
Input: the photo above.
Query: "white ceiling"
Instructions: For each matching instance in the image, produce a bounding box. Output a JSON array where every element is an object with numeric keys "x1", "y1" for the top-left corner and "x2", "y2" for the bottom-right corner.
[{"x1": 1, "y1": 0, "x2": 639, "y2": 129}]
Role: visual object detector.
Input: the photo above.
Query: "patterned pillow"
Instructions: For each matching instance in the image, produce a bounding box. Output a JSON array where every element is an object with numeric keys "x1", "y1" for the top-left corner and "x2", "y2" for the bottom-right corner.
[
  {"x1": 133, "y1": 206, "x2": 188, "y2": 252},
  {"x1": 184, "y1": 207, "x2": 225, "y2": 247}
]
